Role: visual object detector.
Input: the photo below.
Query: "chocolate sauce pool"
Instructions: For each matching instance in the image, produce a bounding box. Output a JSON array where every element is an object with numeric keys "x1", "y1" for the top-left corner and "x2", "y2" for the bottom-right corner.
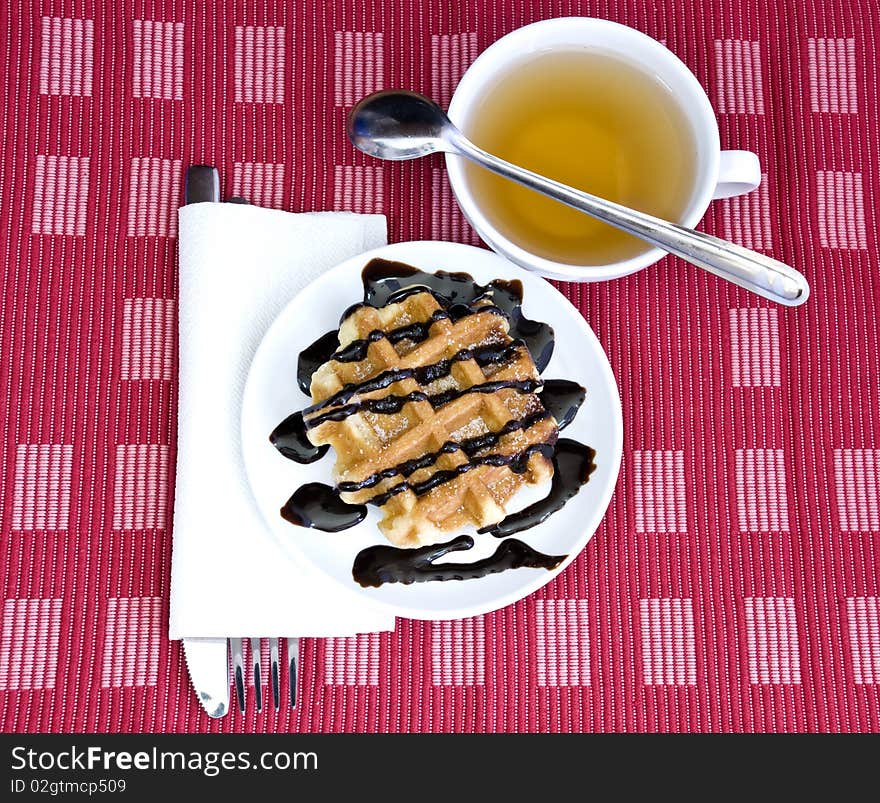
[
  {"x1": 269, "y1": 412, "x2": 329, "y2": 463},
  {"x1": 480, "y1": 439, "x2": 597, "y2": 538},
  {"x1": 271, "y1": 259, "x2": 597, "y2": 587},
  {"x1": 297, "y1": 330, "x2": 338, "y2": 395},
  {"x1": 352, "y1": 535, "x2": 565, "y2": 587},
  {"x1": 539, "y1": 380, "x2": 586, "y2": 431},
  {"x1": 281, "y1": 483, "x2": 366, "y2": 532}
]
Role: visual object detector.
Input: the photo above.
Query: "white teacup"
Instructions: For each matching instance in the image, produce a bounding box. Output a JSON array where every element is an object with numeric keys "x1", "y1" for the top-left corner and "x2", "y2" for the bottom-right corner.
[{"x1": 446, "y1": 17, "x2": 762, "y2": 282}]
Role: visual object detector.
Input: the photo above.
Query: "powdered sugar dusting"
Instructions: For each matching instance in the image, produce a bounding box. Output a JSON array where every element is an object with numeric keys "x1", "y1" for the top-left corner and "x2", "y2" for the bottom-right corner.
[{"x1": 450, "y1": 419, "x2": 488, "y2": 441}]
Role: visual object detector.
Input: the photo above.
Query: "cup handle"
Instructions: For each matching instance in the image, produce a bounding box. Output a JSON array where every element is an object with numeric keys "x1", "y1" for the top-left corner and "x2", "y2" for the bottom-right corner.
[{"x1": 713, "y1": 150, "x2": 762, "y2": 199}]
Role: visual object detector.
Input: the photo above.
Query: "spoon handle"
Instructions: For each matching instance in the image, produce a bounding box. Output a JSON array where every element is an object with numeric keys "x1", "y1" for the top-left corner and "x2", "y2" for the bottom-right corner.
[{"x1": 451, "y1": 135, "x2": 809, "y2": 306}]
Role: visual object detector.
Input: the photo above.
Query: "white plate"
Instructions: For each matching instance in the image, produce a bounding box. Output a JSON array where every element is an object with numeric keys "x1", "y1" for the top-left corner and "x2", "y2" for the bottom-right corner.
[{"x1": 241, "y1": 241, "x2": 622, "y2": 620}]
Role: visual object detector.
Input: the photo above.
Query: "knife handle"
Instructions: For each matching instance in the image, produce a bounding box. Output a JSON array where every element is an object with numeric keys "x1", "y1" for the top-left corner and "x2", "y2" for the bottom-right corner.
[{"x1": 185, "y1": 165, "x2": 220, "y2": 205}]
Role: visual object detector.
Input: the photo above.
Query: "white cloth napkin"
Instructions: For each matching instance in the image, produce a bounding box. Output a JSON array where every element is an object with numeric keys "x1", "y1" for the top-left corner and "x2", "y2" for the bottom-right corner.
[{"x1": 169, "y1": 203, "x2": 394, "y2": 638}]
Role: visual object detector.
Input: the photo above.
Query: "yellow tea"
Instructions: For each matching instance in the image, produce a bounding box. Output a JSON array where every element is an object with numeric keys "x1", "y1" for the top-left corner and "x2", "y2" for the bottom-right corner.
[{"x1": 463, "y1": 49, "x2": 698, "y2": 265}]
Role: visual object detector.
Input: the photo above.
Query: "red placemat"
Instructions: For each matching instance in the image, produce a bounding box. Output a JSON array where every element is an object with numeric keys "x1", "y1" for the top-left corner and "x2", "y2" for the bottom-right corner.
[{"x1": 1, "y1": 0, "x2": 879, "y2": 733}]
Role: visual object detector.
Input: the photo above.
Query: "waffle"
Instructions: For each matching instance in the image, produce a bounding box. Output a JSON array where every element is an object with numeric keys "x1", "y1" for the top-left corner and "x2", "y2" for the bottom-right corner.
[{"x1": 304, "y1": 288, "x2": 558, "y2": 547}]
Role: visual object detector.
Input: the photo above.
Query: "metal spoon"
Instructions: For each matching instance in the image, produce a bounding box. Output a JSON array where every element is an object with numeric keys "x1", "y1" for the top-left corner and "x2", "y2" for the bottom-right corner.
[{"x1": 348, "y1": 90, "x2": 809, "y2": 306}]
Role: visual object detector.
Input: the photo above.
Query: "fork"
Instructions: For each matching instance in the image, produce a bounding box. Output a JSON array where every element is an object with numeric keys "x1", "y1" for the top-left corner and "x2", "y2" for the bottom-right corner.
[{"x1": 230, "y1": 637, "x2": 300, "y2": 712}]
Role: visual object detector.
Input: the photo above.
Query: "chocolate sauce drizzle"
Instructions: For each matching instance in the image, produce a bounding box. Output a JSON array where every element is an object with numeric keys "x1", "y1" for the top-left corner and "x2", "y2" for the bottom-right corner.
[
  {"x1": 361, "y1": 259, "x2": 555, "y2": 372},
  {"x1": 303, "y1": 340, "x2": 527, "y2": 418},
  {"x1": 272, "y1": 259, "x2": 597, "y2": 586},
  {"x1": 331, "y1": 312, "x2": 449, "y2": 364},
  {"x1": 306, "y1": 378, "x2": 542, "y2": 429},
  {"x1": 365, "y1": 442, "x2": 556, "y2": 507},
  {"x1": 336, "y1": 409, "x2": 553, "y2": 493},
  {"x1": 352, "y1": 534, "x2": 566, "y2": 587},
  {"x1": 295, "y1": 258, "x2": 555, "y2": 394}
]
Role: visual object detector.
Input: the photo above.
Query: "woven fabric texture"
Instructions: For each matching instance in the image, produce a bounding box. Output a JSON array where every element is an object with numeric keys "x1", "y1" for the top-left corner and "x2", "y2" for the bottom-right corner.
[{"x1": 1, "y1": 0, "x2": 879, "y2": 732}]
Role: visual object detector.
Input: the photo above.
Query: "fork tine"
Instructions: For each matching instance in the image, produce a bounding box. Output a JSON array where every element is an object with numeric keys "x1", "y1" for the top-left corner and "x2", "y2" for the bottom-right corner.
[
  {"x1": 288, "y1": 638, "x2": 300, "y2": 709},
  {"x1": 251, "y1": 637, "x2": 263, "y2": 712},
  {"x1": 231, "y1": 638, "x2": 245, "y2": 711},
  {"x1": 270, "y1": 639, "x2": 280, "y2": 710}
]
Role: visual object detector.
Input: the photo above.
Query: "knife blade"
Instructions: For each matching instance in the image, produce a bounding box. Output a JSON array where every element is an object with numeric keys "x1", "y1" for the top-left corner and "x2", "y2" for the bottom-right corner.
[{"x1": 182, "y1": 637, "x2": 229, "y2": 719}]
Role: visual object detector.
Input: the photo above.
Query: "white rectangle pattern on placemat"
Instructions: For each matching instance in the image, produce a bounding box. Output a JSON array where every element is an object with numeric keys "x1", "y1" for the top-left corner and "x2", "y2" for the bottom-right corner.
[
  {"x1": 846, "y1": 597, "x2": 880, "y2": 684},
  {"x1": 432, "y1": 619, "x2": 486, "y2": 686},
  {"x1": 40, "y1": 16, "x2": 93, "y2": 96},
  {"x1": 113, "y1": 444, "x2": 170, "y2": 530},
  {"x1": 634, "y1": 450, "x2": 687, "y2": 533},
  {"x1": 729, "y1": 308, "x2": 781, "y2": 387},
  {"x1": 323, "y1": 634, "x2": 381, "y2": 686},
  {"x1": 101, "y1": 597, "x2": 163, "y2": 688},
  {"x1": 640, "y1": 598, "x2": 697, "y2": 685},
  {"x1": 808, "y1": 38, "x2": 857, "y2": 114},
  {"x1": 132, "y1": 20, "x2": 184, "y2": 100},
  {"x1": 536, "y1": 599, "x2": 590, "y2": 686},
  {"x1": 121, "y1": 298, "x2": 175, "y2": 381},
  {"x1": 834, "y1": 449, "x2": 880, "y2": 532},
  {"x1": 735, "y1": 449, "x2": 790, "y2": 532},
  {"x1": 0, "y1": 599, "x2": 63, "y2": 691},
  {"x1": 12, "y1": 444, "x2": 73, "y2": 532},
  {"x1": 744, "y1": 597, "x2": 801, "y2": 684},
  {"x1": 32, "y1": 155, "x2": 90, "y2": 236}
]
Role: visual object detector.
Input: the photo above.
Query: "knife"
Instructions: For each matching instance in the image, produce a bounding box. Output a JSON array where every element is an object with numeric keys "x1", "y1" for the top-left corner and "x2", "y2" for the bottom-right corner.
[{"x1": 180, "y1": 166, "x2": 230, "y2": 719}]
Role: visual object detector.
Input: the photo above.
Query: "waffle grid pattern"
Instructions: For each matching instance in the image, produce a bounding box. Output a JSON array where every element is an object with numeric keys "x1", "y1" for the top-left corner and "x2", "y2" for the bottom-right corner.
[{"x1": 306, "y1": 290, "x2": 555, "y2": 545}]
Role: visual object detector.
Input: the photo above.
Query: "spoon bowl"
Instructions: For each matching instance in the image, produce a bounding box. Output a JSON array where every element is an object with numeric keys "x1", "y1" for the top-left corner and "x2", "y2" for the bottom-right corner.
[{"x1": 348, "y1": 90, "x2": 452, "y2": 161}]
